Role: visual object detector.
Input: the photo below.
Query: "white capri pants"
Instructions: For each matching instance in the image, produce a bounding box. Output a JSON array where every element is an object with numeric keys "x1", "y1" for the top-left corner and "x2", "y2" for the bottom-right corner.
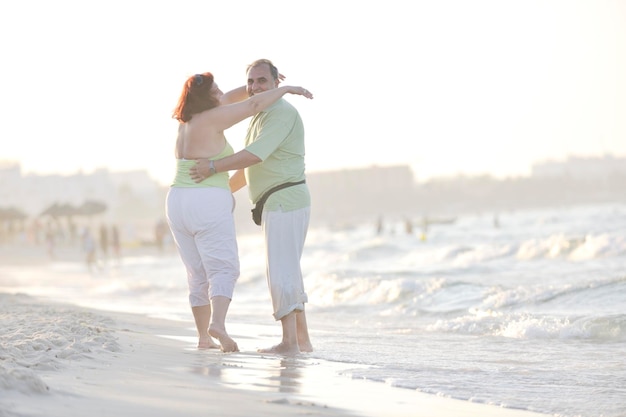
[
  {"x1": 263, "y1": 206, "x2": 310, "y2": 320},
  {"x1": 166, "y1": 187, "x2": 239, "y2": 307}
]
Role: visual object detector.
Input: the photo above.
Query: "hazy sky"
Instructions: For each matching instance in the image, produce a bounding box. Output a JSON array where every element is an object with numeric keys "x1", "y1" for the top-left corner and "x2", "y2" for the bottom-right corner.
[{"x1": 1, "y1": 0, "x2": 624, "y2": 185}]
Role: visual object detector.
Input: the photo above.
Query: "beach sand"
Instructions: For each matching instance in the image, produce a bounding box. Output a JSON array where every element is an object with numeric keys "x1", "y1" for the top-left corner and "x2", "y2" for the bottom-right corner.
[{"x1": 0, "y1": 291, "x2": 551, "y2": 417}]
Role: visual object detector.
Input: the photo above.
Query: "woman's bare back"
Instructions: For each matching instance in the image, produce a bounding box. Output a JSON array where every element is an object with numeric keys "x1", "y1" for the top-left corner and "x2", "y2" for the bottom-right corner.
[{"x1": 175, "y1": 111, "x2": 226, "y2": 160}]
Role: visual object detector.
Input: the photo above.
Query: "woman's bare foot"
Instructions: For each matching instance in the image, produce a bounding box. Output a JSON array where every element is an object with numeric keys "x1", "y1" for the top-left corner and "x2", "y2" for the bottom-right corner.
[
  {"x1": 209, "y1": 325, "x2": 239, "y2": 353},
  {"x1": 198, "y1": 335, "x2": 220, "y2": 349},
  {"x1": 257, "y1": 342, "x2": 300, "y2": 356}
]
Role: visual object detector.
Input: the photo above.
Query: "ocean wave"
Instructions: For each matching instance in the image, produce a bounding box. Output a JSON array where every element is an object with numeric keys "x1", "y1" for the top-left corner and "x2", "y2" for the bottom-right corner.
[
  {"x1": 308, "y1": 271, "x2": 626, "y2": 319},
  {"x1": 427, "y1": 311, "x2": 626, "y2": 341},
  {"x1": 497, "y1": 313, "x2": 626, "y2": 341},
  {"x1": 307, "y1": 272, "x2": 445, "y2": 308},
  {"x1": 346, "y1": 238, "x2": 406, "y2": 262},
  {"x1": 516, "y1": 233, "x2": 626, "y2": 261},
  {"x1": 447, "y1": 244, "x2": 517, "y2": 266},
  {"x1": 308, "y1": 271, "x2": 626, "y2": 342}
]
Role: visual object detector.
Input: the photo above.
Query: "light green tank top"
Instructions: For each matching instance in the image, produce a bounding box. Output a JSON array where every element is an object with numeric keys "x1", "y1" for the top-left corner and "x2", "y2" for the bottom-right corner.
[{"x1": 171, "y1": 141, "x2": 234, "y2": 189}]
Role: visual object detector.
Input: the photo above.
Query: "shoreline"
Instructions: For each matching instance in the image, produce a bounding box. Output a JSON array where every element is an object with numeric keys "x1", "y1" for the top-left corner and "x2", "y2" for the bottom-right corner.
[
  {"x1": 0, "y1": 292, "x2": 550, "y2": 417},
  {"x1": 0, "y1": 240, "x2": 176, "y2": 266}
]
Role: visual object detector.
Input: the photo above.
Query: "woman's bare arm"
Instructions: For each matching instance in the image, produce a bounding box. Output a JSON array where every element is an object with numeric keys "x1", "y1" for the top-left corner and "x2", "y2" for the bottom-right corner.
[
  {"x1": 229, "y1": 169, "x2": 247, "y2": 193},
  {"x1": 220, "y1": 86, "x2": 248, "y2": 105},
  {"x1": 208, "y1": 86, "x2": 313, "y2": 132}
]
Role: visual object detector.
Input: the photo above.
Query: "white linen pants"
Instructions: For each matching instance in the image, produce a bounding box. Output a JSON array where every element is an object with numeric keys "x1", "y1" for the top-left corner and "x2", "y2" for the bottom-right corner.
[
  {"x1": 166, "y1": 187, "x2": 239, "y2": 307},
  {"x1": 263, "y1": 206, "x2": 310, "y2": 320}
]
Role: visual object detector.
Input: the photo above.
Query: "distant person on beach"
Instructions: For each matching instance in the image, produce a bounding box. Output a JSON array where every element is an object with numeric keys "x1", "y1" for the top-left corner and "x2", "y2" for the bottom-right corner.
[
  {"x1": 190, "y1": 59, "x2": 314, "y2": 355},
  {"x1": 99, "y1": 223, "x2": 109, "y2": 260},
  {"x1": 420, "y1": 216, "x2": 429, "y2": 241},
  {"x1": 81, "y1": 227, "x2": 98, "y2": 272},
  {"x1": 154, "y1": 219, "x2": 168, "y2": 252},
  {"x1": 404, "y1": 217, "x2": 413, "y2": 235},
  {"x1": 166, "y1": 70, "x2": 313, "y2": 352},
  {"x1": 110, "y1": 224, "x2": 121, "y2": 263},
  {"x1": 45, "y1": 223, "x2": 56, "y2": 259},
  {"x1": 376, "y1": 216, "x2": 384, "y2": 235}
]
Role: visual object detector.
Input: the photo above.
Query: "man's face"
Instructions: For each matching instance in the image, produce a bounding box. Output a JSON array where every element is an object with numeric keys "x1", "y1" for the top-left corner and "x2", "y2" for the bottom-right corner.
[{"x1": 247, "y1": 63, "x2": 278, "y2": 96}]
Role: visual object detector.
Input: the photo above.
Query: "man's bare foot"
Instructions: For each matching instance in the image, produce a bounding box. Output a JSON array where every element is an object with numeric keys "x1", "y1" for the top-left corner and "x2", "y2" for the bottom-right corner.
[
  {"x1": 209, "y1": 325, "x2": 239, "y2": 353},
  {"x1": 198, "y1": 336, "x2": 220, "y2": 349},
  {"x1": 298, "y1": 341, "x2": 313, "y2": 353},
  {"x1": 257, "y1": 342, "x2": 300, "y2": 356}
]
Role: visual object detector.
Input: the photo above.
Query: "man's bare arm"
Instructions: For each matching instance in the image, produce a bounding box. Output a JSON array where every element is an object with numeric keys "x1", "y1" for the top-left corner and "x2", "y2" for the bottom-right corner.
[{"x1": 189, "y1": 150, "x2": 262, "y2": 183}]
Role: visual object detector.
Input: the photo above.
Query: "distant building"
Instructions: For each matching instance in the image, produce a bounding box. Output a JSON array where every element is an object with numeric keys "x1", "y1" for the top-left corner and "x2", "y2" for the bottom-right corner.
[
  {"x1": 0, "y1": 163, "x2": 163, "y2": 220},
  {"x1": 531, "y1": 155, "x2": 626, "y2": 180},
  {"x1": 306, "y1": 165, "x2": 417, "y2": 222},
  {"x1": 2, "y1": 157, "x2": 624, "y2": 239}
]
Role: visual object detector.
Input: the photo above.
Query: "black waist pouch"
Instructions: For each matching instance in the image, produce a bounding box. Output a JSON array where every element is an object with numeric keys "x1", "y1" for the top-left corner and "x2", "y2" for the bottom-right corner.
[{"x1": 251, "y1": 180, "x2": 305, "y2": 226}]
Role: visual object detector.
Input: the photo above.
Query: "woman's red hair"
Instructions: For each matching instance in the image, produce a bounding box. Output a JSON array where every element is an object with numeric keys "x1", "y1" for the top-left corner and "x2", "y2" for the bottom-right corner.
[{"x1": 172, "y1": 72, "x2": 220, "y2": 123}]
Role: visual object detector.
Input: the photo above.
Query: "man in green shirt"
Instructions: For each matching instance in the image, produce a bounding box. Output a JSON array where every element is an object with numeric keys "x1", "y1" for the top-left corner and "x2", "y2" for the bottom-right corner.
[{"x1": 190, "y1": 59, "x2": 313, "y2": 355}]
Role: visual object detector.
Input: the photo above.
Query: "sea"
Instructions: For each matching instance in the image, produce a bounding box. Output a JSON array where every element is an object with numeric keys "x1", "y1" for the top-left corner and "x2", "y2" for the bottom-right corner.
[{"x1": 1, "y1": 202, "x2": 625, "y2": 417}]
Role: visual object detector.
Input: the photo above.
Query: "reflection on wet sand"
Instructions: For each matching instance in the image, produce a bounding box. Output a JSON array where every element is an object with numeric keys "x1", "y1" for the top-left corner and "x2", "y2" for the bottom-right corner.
[{"x1": 189, "y1": 354, "x2": 307, "y2": 394}]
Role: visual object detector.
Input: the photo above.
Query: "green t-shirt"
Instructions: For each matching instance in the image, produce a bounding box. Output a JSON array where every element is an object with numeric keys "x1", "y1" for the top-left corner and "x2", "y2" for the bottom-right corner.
[{"x1": 244, "y1": 98, "x2": 310, "y2": 211}]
